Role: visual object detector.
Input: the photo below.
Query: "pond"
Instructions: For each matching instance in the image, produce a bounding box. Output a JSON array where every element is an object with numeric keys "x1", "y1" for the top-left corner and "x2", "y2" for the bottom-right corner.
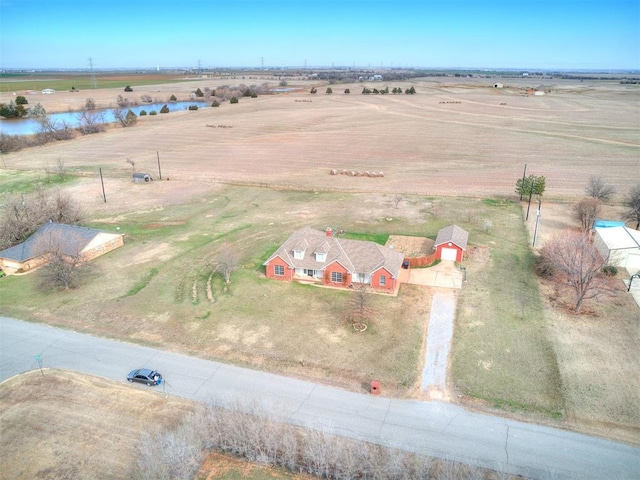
[{"x1": 0, "y1": 101, "x2": 209, "y2": 136}]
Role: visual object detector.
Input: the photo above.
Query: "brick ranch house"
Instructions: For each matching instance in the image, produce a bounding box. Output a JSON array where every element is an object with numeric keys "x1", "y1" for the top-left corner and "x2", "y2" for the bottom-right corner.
[
  {"x1": 0, "y1": 222, "x2": 124, "y2": 275},
  {"x1": 263, "y1": 227, "x2": 404, "y2": 292}
]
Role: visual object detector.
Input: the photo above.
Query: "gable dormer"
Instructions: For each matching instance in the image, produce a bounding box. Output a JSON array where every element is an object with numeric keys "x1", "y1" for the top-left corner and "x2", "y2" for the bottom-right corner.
[
  {"x1": 292, "y1": 239, "x2": 307, "y2": 260},
  {"x1": 313, "y1": 240, "x2": 330, "y2": 262}
]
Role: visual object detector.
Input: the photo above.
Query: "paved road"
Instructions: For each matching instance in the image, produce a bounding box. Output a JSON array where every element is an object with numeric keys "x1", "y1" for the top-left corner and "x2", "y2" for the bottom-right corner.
[{"x1": 1, "y1": 317, "x2": 638, "y2": 480}]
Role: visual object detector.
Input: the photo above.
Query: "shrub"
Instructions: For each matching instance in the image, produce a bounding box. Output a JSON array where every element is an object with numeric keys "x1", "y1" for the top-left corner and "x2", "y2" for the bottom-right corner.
[
  {"x1": 195, "y1": 88, "x2": 204, "y2": 98},
  {"x1": 15, "y1": 95, "x2": 28, "y2": 105},
  {"x1": 602, "y1": 265, "x2": 618, "y2": 276},
  {"x1": 310, "y1": 87, "x2": 317, "y2": 94},
  {"x1": 230, "y1": 96, "x2": 239, "y2": 104},
  {"x1": 344, "y1": 88, "x2": 350, "y2": 94},
  {"x1": 125, "y1": 110, "x2": 137, "y2": 125},
  {"x1": 124, "y1": 85, "x2": 133, "y2": 92},
  {"x1": 211, "y1": 100, "x2": 220, "y2": 107},
  {"x1": 326, "y1": 87, "x2": 332, "y2": 94},
  {"x1": 169, "y1": 94, "x2": 177, "y2": 101},
  {"x1": 534, "y1": 253, "x2": 556, "y2": 278},
  {"x1": 149, "y1": 110, "x2": 158, "y2": 115},
  {"x1": 160, "y1": 104, "x2": 170, "y2": 113},
  {"x1": 188, "y1": 105, "x2": 199, "y2": 111},
  {"x1": 139, "y1": 110, "x2": 147, "y2": 116}
]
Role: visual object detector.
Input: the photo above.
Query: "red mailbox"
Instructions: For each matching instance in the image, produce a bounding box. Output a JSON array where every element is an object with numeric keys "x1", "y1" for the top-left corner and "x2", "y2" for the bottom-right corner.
[{"x1": 370, "y1": 380, "x2": 381, "y2": 395}]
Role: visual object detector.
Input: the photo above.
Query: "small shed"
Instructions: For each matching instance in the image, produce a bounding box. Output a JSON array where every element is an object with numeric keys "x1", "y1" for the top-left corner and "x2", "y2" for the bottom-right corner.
[
  {"x1": 593, "y1": 226, "x2": 640, "y2": 272},
  {"x1": 434, "y1": 225, "x2": 468, "y2": 262},
  {"x1": 493, "y1": 83, "x2": 503, "y2": 89},
  {"x1": 133, "y1": 173, "x2": 152, "y2": 183}
]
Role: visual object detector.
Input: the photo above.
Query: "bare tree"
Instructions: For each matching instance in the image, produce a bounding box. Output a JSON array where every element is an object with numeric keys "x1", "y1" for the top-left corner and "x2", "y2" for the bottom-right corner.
[
  {"x1": 585, "y1": 176, "x2": 616, "y2": 202},
  {"x1": 538, "y1": 230, "x2": 610, "y2": 312},
  {"x1": 34, "y1": 227, "x2": 89, "y2": 291},
  {"x1": 622, "y1": 184, "x2": 640, "y2": 230},
  {"x1": 393, "y1": 194, "x2": 403, "y2": 209},
  {"x1": 348, "y1": 281, "x2": 373, "y2": 327},
  {"x1": 0, "y1": 188, "x2": 82, "y2": 249},
  {"x1": 573, "y1": 197, "x2": 601, "y2": 231},
  {"x1": 126, "y1": 158, "x2": 136, "y2": 172},
  {"x1": 77, "y1": 109, "x2": 105, "y2": 134},
  {"x1": 85, "y1": 98, "x2": 96, "y2": 110},
  {"x1": 210, "y1": 243, "x2": 239, "y2": 284}
]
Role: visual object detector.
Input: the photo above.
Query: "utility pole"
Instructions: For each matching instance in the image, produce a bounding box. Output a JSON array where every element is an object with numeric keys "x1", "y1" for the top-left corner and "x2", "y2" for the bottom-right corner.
[
  {"x1": 157, "y1": 151, "x2": 162, "y2": 180},
  {"x1": 520, "y1": 163, "x2": 527, "y2": 201},
  {"x1": 532, "y1": 199, "x2": 542, "y2": 247},
  {"x1": 99, "y1": 168, "x2": 107, "y2": 203}
]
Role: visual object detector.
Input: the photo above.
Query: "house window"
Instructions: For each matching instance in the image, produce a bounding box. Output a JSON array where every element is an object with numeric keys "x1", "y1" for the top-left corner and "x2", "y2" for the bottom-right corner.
[
  {"x1": 380, "y1": 275, "x2": 386, "y2": 286},
  {"x1": 274, "y1": 265, "x2": 285, "y2": 276},
  {"x1": 293, "y1": 249, "x2": 304, "y2": 260},
  {"x1": 331, "y1": 271, "x2": 342, "y2": 283},
  {"x1": 315, "y1": 252, "x2": 326, "y2": 262}
]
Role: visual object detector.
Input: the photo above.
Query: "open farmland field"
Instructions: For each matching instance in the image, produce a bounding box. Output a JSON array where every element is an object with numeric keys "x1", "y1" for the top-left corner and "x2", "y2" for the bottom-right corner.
[{"x1": 1, "y1": 76, "x2": 638, "y2": 199}]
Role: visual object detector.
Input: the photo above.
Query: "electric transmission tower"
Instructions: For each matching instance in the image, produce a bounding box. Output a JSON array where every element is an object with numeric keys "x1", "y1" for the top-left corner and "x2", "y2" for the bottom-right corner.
[{"x1": 88, "y1": 57, "x2": 97, "y2": 89}]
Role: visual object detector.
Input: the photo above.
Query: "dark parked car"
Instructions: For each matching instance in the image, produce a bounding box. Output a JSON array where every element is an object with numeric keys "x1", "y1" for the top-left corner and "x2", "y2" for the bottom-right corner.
[{"x1": 127, "y1": 368, "x2": 162, "y2": 386}]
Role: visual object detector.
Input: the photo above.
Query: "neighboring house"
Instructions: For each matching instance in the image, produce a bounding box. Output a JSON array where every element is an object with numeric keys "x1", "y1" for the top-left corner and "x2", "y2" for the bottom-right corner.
[
  {"x1": 0, "y1": 223, "x2": 124, "y2": 274},
  {"x1": 593, "y1": 226, "x2": 640, "y2": 272},
  {"x1": 434, "y1": 225, "x2": 468, "y2": 262},
  {"x1": 263, "y1": 227, "x2": 404, "y2": 292}
]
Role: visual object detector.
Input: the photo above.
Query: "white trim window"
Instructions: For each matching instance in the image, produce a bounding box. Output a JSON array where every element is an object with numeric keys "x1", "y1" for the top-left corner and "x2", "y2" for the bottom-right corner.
[
  {"x1": 293, "y1": 249, "x2": 304, "y2": 260},
  {"x1": 379, "y1": 275, "x2": 386, "y2": 286},
  {"x1": 330, "y1": 271, "x2": 343, "y2": 283},
  {"x1": 274, "y1": 265, "x2": 285, "y2": 276}
]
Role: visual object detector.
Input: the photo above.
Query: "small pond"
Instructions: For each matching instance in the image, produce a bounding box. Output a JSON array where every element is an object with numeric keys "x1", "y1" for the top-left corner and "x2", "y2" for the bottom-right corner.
[{"x1": 0, "y1": 101, "x2": 209, "y2": 136}]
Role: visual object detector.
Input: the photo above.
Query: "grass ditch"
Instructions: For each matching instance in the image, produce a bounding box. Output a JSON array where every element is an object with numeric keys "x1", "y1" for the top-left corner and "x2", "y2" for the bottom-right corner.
[{"x1": 452, "y1": 199, "x2": 564, "y2": 418}]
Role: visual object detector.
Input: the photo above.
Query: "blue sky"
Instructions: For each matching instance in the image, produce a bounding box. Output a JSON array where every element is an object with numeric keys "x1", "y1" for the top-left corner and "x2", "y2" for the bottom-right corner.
[{"x1": 1, "y1": 0, "x2": 638, "y2": 70}]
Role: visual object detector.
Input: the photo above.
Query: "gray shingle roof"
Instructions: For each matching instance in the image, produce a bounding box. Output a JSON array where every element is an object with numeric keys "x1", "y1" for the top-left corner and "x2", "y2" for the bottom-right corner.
[
  {"x1": 264, "y1": 227, "x2": 404, "y2": 277},
  {"x1": 434, "y1": 225, "x2": 469, "y2": 250},
  {"x1": 0, "y1": 223, "x2": 102, "y2": 261}
]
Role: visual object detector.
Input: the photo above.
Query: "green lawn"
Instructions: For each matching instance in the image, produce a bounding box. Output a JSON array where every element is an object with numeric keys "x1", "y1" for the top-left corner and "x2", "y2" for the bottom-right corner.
[
  {"x1": 451, "y1": 200, "x2": 564, "y2": 417},
  {"x1": 0, "y1": 182, "x2": 562, "y2": 411}
]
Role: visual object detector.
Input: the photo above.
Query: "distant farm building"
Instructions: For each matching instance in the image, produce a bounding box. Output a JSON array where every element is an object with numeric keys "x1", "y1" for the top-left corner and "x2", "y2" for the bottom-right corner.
[
  {"x1": 41, "y1": 89, "x2": 55, "y2": 94},
  {"x1": 133, "y1": 173, "x2": 152, "y2": 183}
]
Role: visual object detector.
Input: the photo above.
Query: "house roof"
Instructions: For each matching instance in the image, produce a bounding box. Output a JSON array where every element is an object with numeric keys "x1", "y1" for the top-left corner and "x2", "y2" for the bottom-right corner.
[
  {"x1": 263, "y1": 227, "x2": 404, "y2": 277},
  {"x1": 0, "y1": 223, "x2": 104, "y2": 262},
  {"x1": 434, "y1": 225, "x2": 469, "y2": 250},
  {"x1": 595, "y1": 226, "x2": 640, "y2": 250}
]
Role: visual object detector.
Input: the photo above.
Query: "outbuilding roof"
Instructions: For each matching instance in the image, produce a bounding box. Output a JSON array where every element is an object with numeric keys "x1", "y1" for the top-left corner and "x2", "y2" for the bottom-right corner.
[
  {"x1": 434, "y1": 225, "x2": 469, "y2": 250},
  {"x1": 595, "y1": 226, "x2": 640, "y2": 250}
]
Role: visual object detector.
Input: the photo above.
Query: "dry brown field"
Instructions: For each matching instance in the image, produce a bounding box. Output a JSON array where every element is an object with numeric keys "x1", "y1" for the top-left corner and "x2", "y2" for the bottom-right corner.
[
  {"x1": 2, "y1": 76, "x2": 638, "y2": 199},
  {"x1": 0, "y1": 370, "x2": 196, "y2": 480},
  {"x1": 1, "y1": 76, "x2": 639, "y2": 450}
]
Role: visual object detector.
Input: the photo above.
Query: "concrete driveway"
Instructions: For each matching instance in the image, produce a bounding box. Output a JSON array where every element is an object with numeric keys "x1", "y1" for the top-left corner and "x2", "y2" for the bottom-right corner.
[
  {"x1": 1, "y1": 316, "x2": 639, "y2": 480},
  {"x1": 402, "y1": 260, "x2": 464, "y2": 289}
]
